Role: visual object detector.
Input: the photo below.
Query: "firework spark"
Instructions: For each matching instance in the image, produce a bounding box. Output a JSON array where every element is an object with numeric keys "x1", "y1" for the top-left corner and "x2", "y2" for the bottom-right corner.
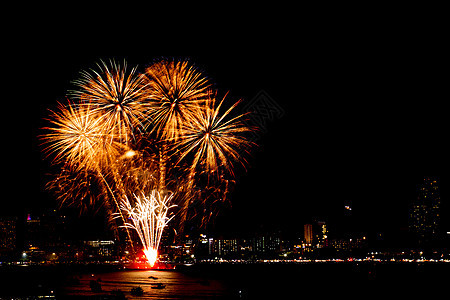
[
  {"x1": 175, "y1": 93, "x2": 254, "y2": 177},
  {"x1": 119, "y1": 190, "x2": 176, "y2": 267},
  {"x1": 145, "y1": 59, "x2": 211, "y2": 141},
  {"x1": 41, "y1": 101, "x2": 120, "y2": 171},
  {"x1": 46, "y1": 167, "x2": 102, "y2": 212},
  {"x1": 71, "y1": 60, "x2": 150, "y2": 144}
]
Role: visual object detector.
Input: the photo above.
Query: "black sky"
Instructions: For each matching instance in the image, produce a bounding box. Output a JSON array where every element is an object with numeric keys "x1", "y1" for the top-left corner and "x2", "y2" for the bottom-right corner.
[{"x1": 3, "y1": 9, "x2": 449, "y2": 239}]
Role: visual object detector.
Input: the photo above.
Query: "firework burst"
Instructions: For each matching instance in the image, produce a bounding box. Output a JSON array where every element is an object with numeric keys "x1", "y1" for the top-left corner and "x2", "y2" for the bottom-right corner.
[
  {"x1": 71, "y1": 60, "x2": 150, "y2": 144},
  {"x1": 41, "y1": 101, "x2": 120, "y2": 171},
  {"x1": 144, "y1": 59, "x2": 211, "y2": 141},
  {"x1": 175, "y1": 93, "x2": 254, "y2": 177}
]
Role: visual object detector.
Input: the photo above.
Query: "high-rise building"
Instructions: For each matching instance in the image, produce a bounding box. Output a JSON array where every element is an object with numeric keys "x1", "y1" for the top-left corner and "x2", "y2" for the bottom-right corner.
[
  {"x1": 24, "y1": 211, "x2": 69, "y2": 255},
  {"x1": 84, "y1": 240, "x2": 116, "y2": 258},
  {"x1": 209, "y1": 238, "x2": 238, "y2": 256},
  {"x1": 409, "y1": 177, "x2": 441, "y2": 241},
  {"x1": 25, "y1": 214, "x2": 41, "y2": 250},
  {"x1": 316, "y1": 220, "x2": 328, "y2": 247},
  {"x1": 304, "y1": 224, "x2": 313, "y2": 245},
  {"x1": 0, "y1": 216, "x2": 17, "y2": 254}
]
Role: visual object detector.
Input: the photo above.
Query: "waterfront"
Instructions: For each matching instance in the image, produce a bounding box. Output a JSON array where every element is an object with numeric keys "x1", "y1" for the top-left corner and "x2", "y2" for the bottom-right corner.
[
  {"x1": 1, "y1": 262, "x2": 449, "y2": 299},
  {"x1": 64, "y1": 269, "x2": 229, "y2": 299}
]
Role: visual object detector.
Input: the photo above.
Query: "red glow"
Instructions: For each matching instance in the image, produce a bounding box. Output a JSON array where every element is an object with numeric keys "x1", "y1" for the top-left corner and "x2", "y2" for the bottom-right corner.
[{"x1": 124, "y1": 260, "x2": 175, "y2": 270}]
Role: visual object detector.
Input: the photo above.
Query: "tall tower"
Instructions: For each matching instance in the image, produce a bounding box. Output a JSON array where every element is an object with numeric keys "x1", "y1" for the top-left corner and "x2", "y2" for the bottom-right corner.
[
  {"x1": 409, "y1": 177, "x2": 441, "y2": 242},
  {"x1": 304, "y1": 224, "x2": 313, "y2": 245}
]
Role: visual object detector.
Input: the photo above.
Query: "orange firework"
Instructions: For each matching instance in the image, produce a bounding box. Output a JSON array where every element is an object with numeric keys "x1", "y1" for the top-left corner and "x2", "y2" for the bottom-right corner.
[
  {"x1": 41, "y1": 57, "x2": 258, "y2": 247},
  {"x1": 175, "y1": 93, "x2": 254, "y2": 177},
  {"x1": 46, "y1": 166, "x2": 105, "y2": 213},
  {"x1": 144, "y1": 59, "x2": 211, "y2": 141},
  {"x1": 71, "y1": 60, "x2": 150, "y2": 144},
  {"x1": 41, "y1": 101, "x2": 121, "y2": 171},
  {"x1": 171, "y1": 92, "x2": 255, "y2": 230}
]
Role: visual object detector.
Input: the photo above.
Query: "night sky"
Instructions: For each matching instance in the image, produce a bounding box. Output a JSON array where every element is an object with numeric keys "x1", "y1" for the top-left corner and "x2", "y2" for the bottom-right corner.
[{"x1": 3, "y1": 10, "x2": 449, "y2": 241}]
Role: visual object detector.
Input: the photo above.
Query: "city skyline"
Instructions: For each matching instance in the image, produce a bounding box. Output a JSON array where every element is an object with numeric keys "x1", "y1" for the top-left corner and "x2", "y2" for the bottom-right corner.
[
  {"x1": 3, "y1": 14, "x2": 449, "y2": 245},
  {"x1": 2, "y1": 206, "x2": 449, "y2": 266},
  {"x1": 2, "y1": 176, "x2": 448, "y2": 255}
]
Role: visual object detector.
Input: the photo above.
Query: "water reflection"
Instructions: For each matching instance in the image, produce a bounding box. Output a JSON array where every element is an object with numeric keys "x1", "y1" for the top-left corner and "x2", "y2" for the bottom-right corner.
[{"x1": 64, "y1": 269, "x2": 230, "y2": 299}]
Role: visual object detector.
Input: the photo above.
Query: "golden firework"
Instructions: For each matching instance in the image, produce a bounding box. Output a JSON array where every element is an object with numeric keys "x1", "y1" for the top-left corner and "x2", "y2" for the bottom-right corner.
[
  {"x1": 144, "y1": 59, "x2": 211, "y2": 141},
  {"x1": 175, "y1": 93, "x2": 254, "y2": 177},
  {"x1": 71, "y1": 60, "x2": 150, "y2": 144},
  {"x1": 171, "y1": 92, "x2": 254, "y2": 231},
  {"x1": 41, "y1": 101, "x2": 120, "y2": 171},
  {"x1": 41, "y1": 57, "x2": 258, "y2": 248}
]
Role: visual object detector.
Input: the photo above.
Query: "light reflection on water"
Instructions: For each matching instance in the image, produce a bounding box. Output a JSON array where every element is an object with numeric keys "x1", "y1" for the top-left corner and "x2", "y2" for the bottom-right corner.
[
  {"x1": 64, "y1": 269, "x2": 230, "y2": 299},
  {"x1": 4, "y1": 262, "x2": 448, "y2": 299}
]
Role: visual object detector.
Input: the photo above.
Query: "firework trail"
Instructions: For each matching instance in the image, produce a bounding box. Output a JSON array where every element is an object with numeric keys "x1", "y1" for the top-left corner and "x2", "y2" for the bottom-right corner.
[{"x1": 118, "y1": 190, "x2": 176, "y2": 267}]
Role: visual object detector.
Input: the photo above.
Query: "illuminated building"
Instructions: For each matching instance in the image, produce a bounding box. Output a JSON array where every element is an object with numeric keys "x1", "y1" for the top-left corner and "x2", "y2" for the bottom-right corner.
[
  {"x1": 25, "y1": 212, "x2": 68, "y2": 251},
  {"x1": 254, "y1": 235, "x2": 281, "y2": 253},
  {"x1": 209, "y1": 238, "x2": 238, "y2": 257},
  {"x1": 315, "y1": 220, "x2": 328, "y2": 247},
  {"x1": 203, "y1": 235, "x2": 281, "y2": 259},
  {"x1": 254, "y1": 236, "x2": 265, "y2": 252},
  {"x1": 84, "y1": 240, "x2": 116, "y2": 258},
  {"x1": 321, "y1": 222, "x2": 328, "y2": 246},
  {"x1": 409, "y1": 177, "x2": 441, "y2": 242},
  {"x1": 25, "y1": 214, "x2": 42, "y2": 250},
  {"x1": 304, "y1": 224, "x2": 313, "y2": 245},
  {"x1": 303, "y1": 220, "x2": 329, "y2": 248},
  {"x1": 194, "y1": 234, "x2": 209, "y2": 257},
  {"x1": 331, "y1": 236, "x2": 367, "y2": 253},
  {"x1": 266, "y1": 236, "x2": 281, "y2": 252},
  {"x1": 0, "y1": 216, "x2": 17, "y2": 254},
  {"x1": 23, "y1": 211, "x2": 70, "y2": 261},
  {"x1": 239, "y1": 239, "x2": 253, "y2": 254}
]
